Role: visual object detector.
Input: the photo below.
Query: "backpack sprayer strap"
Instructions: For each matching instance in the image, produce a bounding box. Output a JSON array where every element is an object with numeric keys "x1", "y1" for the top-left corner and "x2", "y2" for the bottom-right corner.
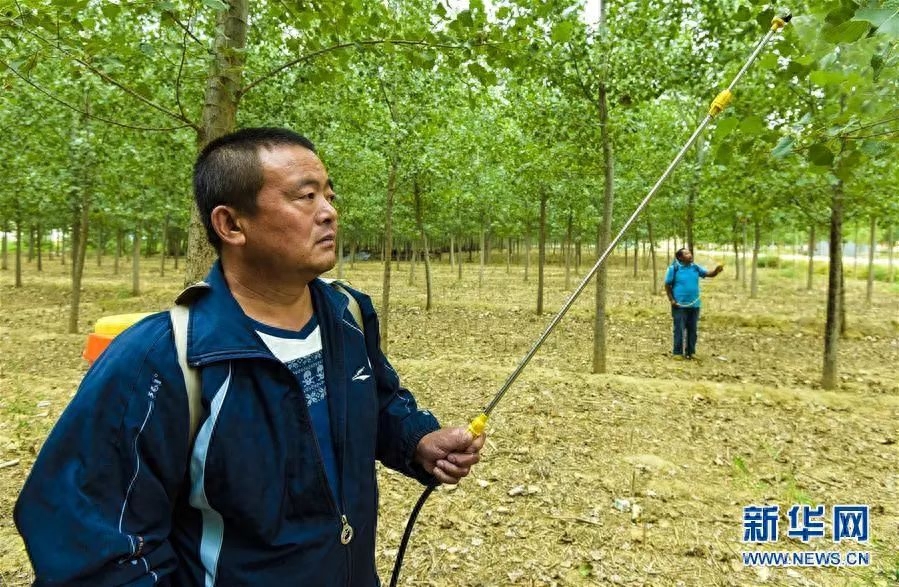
[
  {"x1": 319, "y1": 278, "x2": 364, "y2": 334},
  {"x1": 170, "y1": 304, "x2": 202, "y2": 447}
]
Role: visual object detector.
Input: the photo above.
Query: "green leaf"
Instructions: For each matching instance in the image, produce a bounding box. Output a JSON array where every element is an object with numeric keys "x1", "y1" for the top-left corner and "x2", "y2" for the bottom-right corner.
[
  {"x1": 808, "y1": 143, "x2": 834, "y2": 167},
  {"x1": 735, "y1": 6, "x2": 752, "y2": 22},
  {"x1": 835, "y1": 150, "x2": 861, "y2": 181},
  {"x1": 739, "y1": 115, "x2": 766, "y2": 135},
  {"x1": 468, "y1": 62, "x2": 496, "y2": 86},
  {"x1": 714, "y1": 142, "x2": 732, "y2": 165},
  {"x1": 758, "y1": 53, "x2": 778, "y2": 70},
  {"x1": 101, "y1": 4, "x2": 120, "y2": 19},
  {"x1": 809, "y1": 70, "x2": 845, "y2": 86},
  {"x1": 858, "y1": 7, "x2": 899, "y2": 38},
  {"x1": 859, "y1": 139, "x2": 889, "y2": 158},
  {"x1": 713, "y1": 116, "x2": 739, "y2": 141},
  {"x1": 852, "y1": 8, "x2": 898, "y2": 27},
  {"x1": 201, "y1": 0, "x2": 229, "y2": 12},
  {"x1": 551, "y1": 21, "x2": 574, "y2": 44},
  {"x1": 772, "y1": 136, "x2": 795, "y2": 158},
  {"x1": 821, "y1": 20, "x2": 870, "y2": 44}
]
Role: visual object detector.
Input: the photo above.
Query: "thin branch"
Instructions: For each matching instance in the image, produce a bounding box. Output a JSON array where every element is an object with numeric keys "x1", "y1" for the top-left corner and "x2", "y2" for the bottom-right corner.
[
  {"x1": 175, "y1": 27, "x2": 189, "y2": 122},
  {"x1": 20, "y1": 24, "x2": 195, "y2": 126},
  {"x1": 846, "y1": 114, "x2": 899, "y2": 133},
  {"x1": 566, "y1": 42, "x2": 599, "y2": 106},
  {"x1": 843, "y1": 128, "x2": 898, "y2": 140},
  {"x1": 242, "y1": 38, "x2": 523, "y2": 97},
  {"x1": 378, "y1": 77, "x2": 399, "y2": 123},
  {"x1": 1, "y1": 59, "x2": 193, "y2": 132},
  {"x1": 165, "y1": 10, "x2": 205, "y2": 47}
]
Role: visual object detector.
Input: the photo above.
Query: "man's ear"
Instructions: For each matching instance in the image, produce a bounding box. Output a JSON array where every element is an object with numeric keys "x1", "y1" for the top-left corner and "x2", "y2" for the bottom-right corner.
[{"x1": 210, "y1": 205, "x2": 247, "y2": 247}]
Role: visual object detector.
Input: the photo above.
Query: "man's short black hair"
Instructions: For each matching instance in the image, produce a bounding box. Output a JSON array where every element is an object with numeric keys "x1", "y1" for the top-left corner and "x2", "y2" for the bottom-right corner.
[{"x1": 193, "y1": 127, "x2": 316, "y2": 252}]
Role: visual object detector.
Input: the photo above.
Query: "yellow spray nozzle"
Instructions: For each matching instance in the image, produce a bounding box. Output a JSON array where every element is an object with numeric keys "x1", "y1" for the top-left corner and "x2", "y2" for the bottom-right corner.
[
  {"x1": 708, "y1": 89, "x2": 733, "y2": 117},
  {"x1": 771, "y1": 13, "x2": 792, "y2": 31},
  {"x1": 467, "y1": 413, "x2": 489, "y2": 437}
]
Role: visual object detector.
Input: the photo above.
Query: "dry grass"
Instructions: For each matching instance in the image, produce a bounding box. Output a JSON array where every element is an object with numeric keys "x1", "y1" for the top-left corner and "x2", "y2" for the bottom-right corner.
[{"x1": 1, "y1": 253, "x2": 898, "y2": 586}]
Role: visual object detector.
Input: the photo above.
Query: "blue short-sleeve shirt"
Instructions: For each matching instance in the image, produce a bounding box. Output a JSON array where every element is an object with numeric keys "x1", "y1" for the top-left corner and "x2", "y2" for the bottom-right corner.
[{"x1": 664, "y1": 261, "x2": 708, "y2": 307}]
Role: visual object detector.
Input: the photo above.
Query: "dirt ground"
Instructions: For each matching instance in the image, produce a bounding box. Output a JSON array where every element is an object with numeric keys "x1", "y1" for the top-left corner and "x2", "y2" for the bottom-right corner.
[{"x1": 1, "y1": 253, "x2": 897, "y2": 586}]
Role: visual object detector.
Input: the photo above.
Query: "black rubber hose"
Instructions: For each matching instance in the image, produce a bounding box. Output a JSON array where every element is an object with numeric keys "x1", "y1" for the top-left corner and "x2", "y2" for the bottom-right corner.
[{"x1": 388, "y1": 484, "x2": 437, "y2": 587}]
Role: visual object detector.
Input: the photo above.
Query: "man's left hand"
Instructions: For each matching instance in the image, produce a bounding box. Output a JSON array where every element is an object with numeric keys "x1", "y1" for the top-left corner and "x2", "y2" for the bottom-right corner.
[{"x1": 415, "y1": 427, "x2": 486, "y2": 485}]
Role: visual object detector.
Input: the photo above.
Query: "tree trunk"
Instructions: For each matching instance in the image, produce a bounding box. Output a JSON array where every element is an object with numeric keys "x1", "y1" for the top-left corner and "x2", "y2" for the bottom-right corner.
[
  {"x1": 537, "y1": 193, "x2": 547, "y2": 315},
  {"x1": 822, "y1": 177, "x2": 844, "y2": 390},
  {"x1": 380, "y1": 159, "x2": 397, "y2": 353},
  {"x1": 456, "y1": 235, "x2": 462, "y2": 280},
  {"x1": 865, "y1": 215, "x2": 876, "y2": 306},
  {"x1": 732, "y1": 221, "x2": 740, "y2": 282},
  {"x1": 36, "y1": 223, "x2": 43, "y2": 272},
  {"x1": 524, "y1": 232, "x2": 531, "y2": 282},
  {"x1": 741, "y1": 221, "x2": 748, "y2": 291},
  {"x1": 15, "y1": 221, "x2": 22, "y2": 287},
  {"x1": 350, "y1": 240, "x2": 357, "y2": 269},
  {"x1": 132, "y1": 226, "x2": 141, "y2": 297},
  {"x1": 648, "y1": 219, "x2": 658, "y2": 295},
  {"x1": 449, "y1": 234, "x2": 455, "y2": 271},
  {"x1": 852, "y1": 221, "x2": 859, "y2": 278},
  {"x1": 408, "y1": 246, "x2": 417, "y2": 285},
  {"x1": 69, "y1": 91, "x2": 93, "y2": 335},
  {"x1": 888, "y1": 226, "x2": 895, "y2": 283},
  {"x1": 592, "y1": 74, "x2": 614, "y2": 374},
  {"x1": 565, "y1": 210, "x2": 573, "y2": 290},
  {"x1": 478, "y1": 228, "x2": 486, "y2": 289},
  {"x1": 1, "y1": 226, "x2": 7, "y2": 270},
  {"x1": 750, "y1": 218, "x2": 760, "y2": 299},
  {"x1": 686, "y1": 186, "x2": 695, "y2": 254},
  {"x1": 507, "y1": 237, "x2": 512, "y2": 274},
  {"x1": 28, "y1": 224, "x2": 35, "y2": 263},
  {"x1": 70, "y1": 199, "x2": 91, "y2": 334},
  {"x1": 60, "y1": 230, "x2": 66, "y2": 266},
  {"x1": 412, "y1": 180, "x2": 432, "y2": 311},
  {"x1": 576, "y1": 240, "x2": 582, "y2": 272},
  {"x1": 96, "y1": 225, "x2": 103, "y2": 267},
  {"x1": 806, "y1": 224, "x2": 815, "y2": 291},
  {"x1": 114, "y1": 228, "x2": 123, "y2": 275},
  {"x1": 160, "y1": 217, "x2": 168, "y2": 278},
  {"x1": 840, "y1": 261, "x2": 847, "y2": 337},
  {"x1": 174, "y1": 232, "x2": 181, "y2": 270},
  {"x1": 185, "y1": 0, "x2": 249, "y2": 285},
  {"x1": 632, "y1": 233, "x2": 638, "y2": 277}
]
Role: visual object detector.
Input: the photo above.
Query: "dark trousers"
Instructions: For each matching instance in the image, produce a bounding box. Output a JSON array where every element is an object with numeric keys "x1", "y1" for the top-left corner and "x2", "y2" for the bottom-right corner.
[{"x1": 672, "y1": 306, "x2": 700, "y2": 356}]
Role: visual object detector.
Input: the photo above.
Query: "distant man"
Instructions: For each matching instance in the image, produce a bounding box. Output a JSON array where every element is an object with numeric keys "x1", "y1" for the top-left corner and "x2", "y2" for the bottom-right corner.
[
  {"x1": 15, "y1": 127, "x2": 485, "y2": 585},
  {"x1": 664, "y1": 247, "x2": 723, "y2": 359}
]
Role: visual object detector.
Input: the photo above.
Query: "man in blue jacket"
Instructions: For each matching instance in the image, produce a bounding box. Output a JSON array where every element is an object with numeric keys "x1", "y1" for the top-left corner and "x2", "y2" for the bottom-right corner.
[
  {"x1": 15, "y1": 127, "x2": 485, "y2": 586},
  {"x1": 664, "y1": 247, "x2": 723, "y2": 360}
]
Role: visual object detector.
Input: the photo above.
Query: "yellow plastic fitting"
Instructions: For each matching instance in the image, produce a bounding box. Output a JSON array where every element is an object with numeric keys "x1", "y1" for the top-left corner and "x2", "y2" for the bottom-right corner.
[
  {"x1": 708, "y1": 90, "x2": 733, "y2": 117},
  {"x1": 467, "y1": 413, "x2": 489, "y2": 437},
  {"x1": 771, "y1": 16, "x2": 786, "y2": 31}
]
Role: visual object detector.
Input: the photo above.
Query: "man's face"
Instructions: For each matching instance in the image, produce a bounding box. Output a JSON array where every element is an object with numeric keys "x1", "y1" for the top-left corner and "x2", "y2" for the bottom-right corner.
[
  {"x1": 679, "y1": 249, "x2": 693, "y2": 264},
  {"x1": 239, "y1": 144, "x2": 338, "y2": 279}
]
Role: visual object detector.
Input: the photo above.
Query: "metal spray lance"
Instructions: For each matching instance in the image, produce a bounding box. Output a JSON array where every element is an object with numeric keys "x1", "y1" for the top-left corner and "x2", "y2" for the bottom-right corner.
[{"x1": 390, "y1": 13, "x2": 792, "y2": 587}]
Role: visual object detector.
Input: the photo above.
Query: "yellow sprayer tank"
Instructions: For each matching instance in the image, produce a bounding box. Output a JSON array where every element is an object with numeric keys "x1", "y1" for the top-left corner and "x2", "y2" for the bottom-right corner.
[{"x1": 83, "y1": 312, "x2": 152, "y2": 364}]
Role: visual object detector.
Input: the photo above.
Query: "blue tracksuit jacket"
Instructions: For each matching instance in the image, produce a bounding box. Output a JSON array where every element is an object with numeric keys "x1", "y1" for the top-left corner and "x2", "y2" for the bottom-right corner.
[{"x1": 14, "y1": 262, "x2": 440, "y2": 586}]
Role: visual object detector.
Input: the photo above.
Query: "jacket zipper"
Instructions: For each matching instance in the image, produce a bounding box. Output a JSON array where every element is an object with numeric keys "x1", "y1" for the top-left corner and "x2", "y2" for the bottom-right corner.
[{"x1": 282, "y1": 360, "x2": 355, "y2": 583}]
